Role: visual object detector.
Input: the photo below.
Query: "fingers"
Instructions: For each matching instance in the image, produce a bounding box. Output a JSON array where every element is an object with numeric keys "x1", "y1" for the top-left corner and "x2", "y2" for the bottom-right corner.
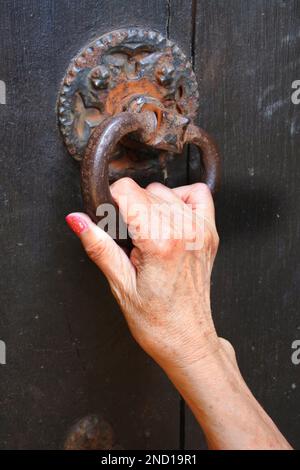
[
  {"x1": 110, "y1": 178, "x2": 162, "y2": 243},
  {"x1": 65, "y1": 212, "x2": 136, "y2": 291},
  {"x1": 109, "y1": 178, "x2": 217, "y2": 249},
  {"x1": 110, "y1": 178, "x2": 183, "y2": 246},
  {"x1": 173, "y1": 183, "x2": 216, "y2": 227},
  {"x1": 110, "y1": 177, "x2": 149, "y2": 226},
  {"x1": 110, "y1": 179, "x2": 181, "y2": 221},
  {"x1": 146, "y1": 181, "x2": 182, "y2": 204}
]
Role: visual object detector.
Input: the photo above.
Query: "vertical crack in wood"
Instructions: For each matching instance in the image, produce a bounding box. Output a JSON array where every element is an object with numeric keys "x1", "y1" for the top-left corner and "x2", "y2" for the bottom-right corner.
[
  {"x1": 190, "y1": 0, "x2": 197, "y2": 68},
  {"x1": 166, "y1": 0, "x2": 171, "y2": 39}
]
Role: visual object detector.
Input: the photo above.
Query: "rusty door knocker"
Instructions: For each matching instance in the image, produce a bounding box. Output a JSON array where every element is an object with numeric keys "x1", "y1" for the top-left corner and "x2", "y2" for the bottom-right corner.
[{"x1": 57, "y1": 28, "x2": 220, "y2": 245}]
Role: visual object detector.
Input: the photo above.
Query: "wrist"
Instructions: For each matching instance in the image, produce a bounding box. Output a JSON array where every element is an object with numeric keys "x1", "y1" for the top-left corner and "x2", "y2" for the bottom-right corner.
[
  {"x1": 162, "y1": 337, "x2": 244, "y2": 422},
  {"x1": 160, "y1": 333, "x2": 228, "y2": 381}
]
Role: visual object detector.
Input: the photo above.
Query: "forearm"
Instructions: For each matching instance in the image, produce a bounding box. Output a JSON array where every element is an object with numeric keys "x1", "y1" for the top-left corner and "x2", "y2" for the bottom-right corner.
[
  {"x1": 165, "y1": 341, "x2": 292, "y2": 450},
  {"x1": 67, "y1": 182, "x2": 292, "y2": 450}
]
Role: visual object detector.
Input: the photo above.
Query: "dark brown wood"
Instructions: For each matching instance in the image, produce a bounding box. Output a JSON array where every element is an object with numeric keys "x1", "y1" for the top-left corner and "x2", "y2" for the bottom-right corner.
[
  {"x1": 167, "y1": 0, "x2": 195, "y2": 190},
  {"x1": 0, "y1": 0, "x2": 193, "y2": 450},
  {"x1": 186, "y1": 0, "x2": 300, "y2": 449},
  {"x1": 1, "y1": 0, "x2": 298, "y2": 451}
]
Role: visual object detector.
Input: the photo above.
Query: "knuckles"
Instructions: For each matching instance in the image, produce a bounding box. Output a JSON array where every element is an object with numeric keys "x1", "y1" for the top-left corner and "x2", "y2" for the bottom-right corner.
[
  {"x1": 146, "y1": 182, "x2": 164, "y2": 192},
  {"x1": 192, "y1": 182, "x2": 214, "y2": 202},
  {"x1": 147, "y1": 227, "x2": 219, "y2": 259},
  {"x1": 148, "y1": 238, "x2": 185, "y2": 259},
  {"x1": 110, "y1": 176, "x2": 138, "y2": 195},
  {"x1": 110, "y1": 178, "x2": 219, "y2": 257}
]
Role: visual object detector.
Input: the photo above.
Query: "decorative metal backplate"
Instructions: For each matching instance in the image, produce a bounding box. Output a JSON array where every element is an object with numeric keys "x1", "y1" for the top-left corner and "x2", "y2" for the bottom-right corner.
[{"x1": 57, "y1": 28, "x2": 199, "y2": 183}]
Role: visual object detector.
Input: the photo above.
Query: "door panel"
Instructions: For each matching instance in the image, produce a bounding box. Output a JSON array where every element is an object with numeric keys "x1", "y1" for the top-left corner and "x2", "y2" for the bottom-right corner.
[
  {"x1": 0, "y1": 0, "x2": 194, "y2": 450},
  {"x1": 0, "y1": 0, "x2": 299, "y2": 450},
  {"x1": 186, "y1": 0, "x2": 300, "y2": 449}
]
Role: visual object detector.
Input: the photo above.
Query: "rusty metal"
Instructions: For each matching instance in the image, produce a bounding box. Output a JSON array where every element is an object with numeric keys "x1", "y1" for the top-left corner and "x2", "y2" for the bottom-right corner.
[
  {"x1": 57, "y1": 28, "x2": 199, "y2": 180},
  {"x1": 64, "y1": 414, "x2": 115, "y2": 450},
  {"x1": 81, "y1": 111, "x2": 157, "y2": 246},
  {"x1": 183, "y1": 124, "x2": 221, "y2": 192},
  {"x1": 82, "y1": 111, "x2": 220, "y2": 236},
  {"x1": 58, "y1": 28, "x2": 221, "y2": 245}
]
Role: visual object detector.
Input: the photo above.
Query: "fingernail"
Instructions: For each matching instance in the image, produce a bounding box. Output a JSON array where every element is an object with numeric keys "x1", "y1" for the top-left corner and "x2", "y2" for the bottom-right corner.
[{"x1": 65, "y1": 214, "x2": 89, "y2": 235}]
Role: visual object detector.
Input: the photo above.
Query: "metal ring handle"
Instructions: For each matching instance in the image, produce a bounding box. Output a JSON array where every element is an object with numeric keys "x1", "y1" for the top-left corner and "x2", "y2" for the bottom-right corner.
[
  {"x1": 183, "y1": 124, "x2": 221, "y2": 194},
  {"x1": 81, "y1": 112, "x2": 156, "y2": 245},
  {"x1": 81, "y1": 112, "x2": 220, "y2": 245}
]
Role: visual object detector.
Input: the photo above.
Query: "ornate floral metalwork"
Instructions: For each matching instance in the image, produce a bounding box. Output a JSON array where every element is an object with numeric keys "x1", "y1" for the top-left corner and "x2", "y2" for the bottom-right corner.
[{"x1": 57, "y1": 28, "x2": 199, "y2": 163}]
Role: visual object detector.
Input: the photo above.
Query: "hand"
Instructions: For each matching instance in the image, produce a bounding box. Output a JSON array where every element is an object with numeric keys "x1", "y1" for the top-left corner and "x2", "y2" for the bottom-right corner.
[
  {"x1": 66, "y1": 178, "x2": 220, "y2": 371},
  {"x1": 66, "y1": 177, "x2": 291, "y2": 450}
]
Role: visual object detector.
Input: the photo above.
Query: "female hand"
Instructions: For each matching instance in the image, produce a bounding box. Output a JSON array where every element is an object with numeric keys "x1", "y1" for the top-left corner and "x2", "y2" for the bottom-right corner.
[
  {"x1": 66, "y1": 178, "x2": 220, "y2": 371},
  {"x1": 66, "y1": 177, "x2": 291, "y2": 450}
]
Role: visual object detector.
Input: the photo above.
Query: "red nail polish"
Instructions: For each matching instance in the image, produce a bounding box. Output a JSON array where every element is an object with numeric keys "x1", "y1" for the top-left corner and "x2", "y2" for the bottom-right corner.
[{"x1": 66, "y1": 214, "x2": 88, "y2": 235}]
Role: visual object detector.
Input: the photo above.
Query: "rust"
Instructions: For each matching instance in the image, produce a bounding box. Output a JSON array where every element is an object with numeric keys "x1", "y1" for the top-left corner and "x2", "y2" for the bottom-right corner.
[
  {"x1": 57, "y1": 28, "x2": 198, "y2": 165},
  {"x1": 105, "y1": 78, "x2": 164, "y2": 115},
  {"x1": 64, "y1": 414, "x2": 115, "y2": 450},
  {"x1": 183, "y1": 124, "x2": 221, "y2": 193},
  {"x1": 81, "y1": 111, "x2": 157, "y2": 247},
  {"x1": 58, "y1": 28, "x2": 221, "y2": 246},
  {"x1": 81, "y1": 111, "x2": 220, "y2": 246}
]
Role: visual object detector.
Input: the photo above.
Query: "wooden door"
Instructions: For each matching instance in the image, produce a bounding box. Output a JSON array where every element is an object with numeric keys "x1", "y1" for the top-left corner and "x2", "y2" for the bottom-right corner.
[
  {"x1": 0, "y1": 0, "x2": 299, "y2": 449},
  {"x1": 186, "y1": 0, "x2": 300, "y2": 449}
]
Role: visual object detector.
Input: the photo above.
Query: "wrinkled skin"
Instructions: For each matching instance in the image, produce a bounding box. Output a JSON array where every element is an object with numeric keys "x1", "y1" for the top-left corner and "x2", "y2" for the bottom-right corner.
[{"x1": 66, "y1": 178, "x2": 291, "y2": 450}]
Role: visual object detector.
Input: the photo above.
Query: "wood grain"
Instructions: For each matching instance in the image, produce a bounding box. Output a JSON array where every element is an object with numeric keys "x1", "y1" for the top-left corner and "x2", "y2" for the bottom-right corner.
[
  {"x1": 186, "y1": 0, "x2": 300, "y2": 449},
  {"x1": 1, "y1": 0, "x2": 298, "y2": 450},
  {"x1": 0, "y1": 0, "x2": 193, "y2": 449}
]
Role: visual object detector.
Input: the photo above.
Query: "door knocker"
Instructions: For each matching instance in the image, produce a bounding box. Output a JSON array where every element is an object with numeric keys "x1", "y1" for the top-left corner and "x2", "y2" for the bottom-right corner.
[{"x1": 57, "y1": 28, "x2": 220, "y2": 244}]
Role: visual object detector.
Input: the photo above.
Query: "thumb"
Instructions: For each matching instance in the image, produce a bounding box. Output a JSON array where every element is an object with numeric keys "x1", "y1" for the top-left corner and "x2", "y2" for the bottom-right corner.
[{"x1": 66, "y1": 212, "x2": 136, "y2": 291}]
